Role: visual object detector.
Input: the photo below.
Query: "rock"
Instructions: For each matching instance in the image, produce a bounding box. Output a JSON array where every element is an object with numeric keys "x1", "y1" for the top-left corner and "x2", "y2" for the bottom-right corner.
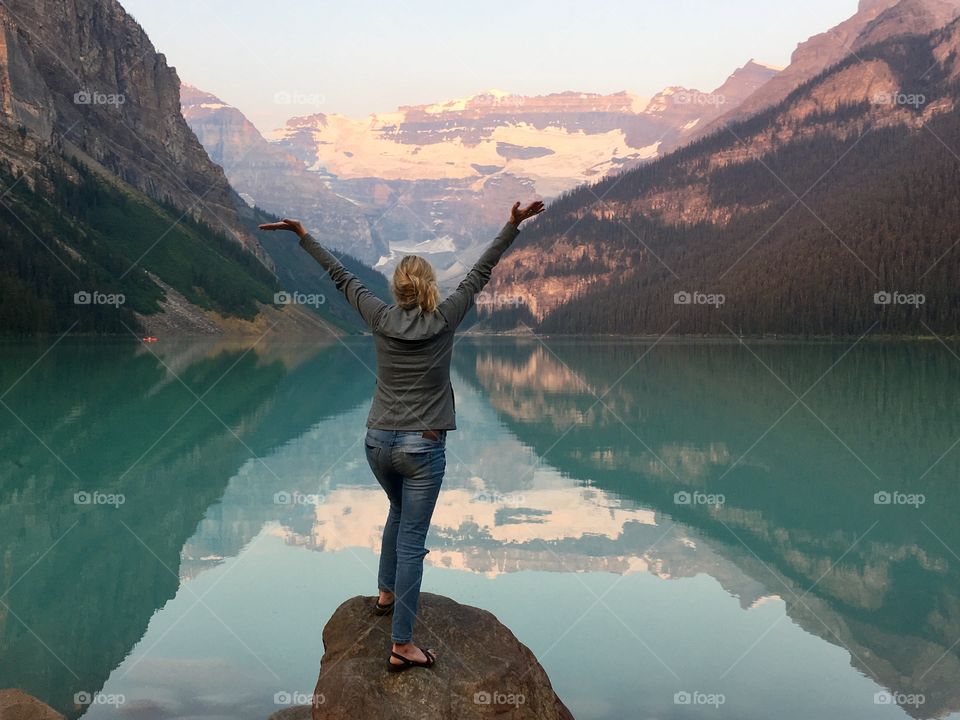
[
  {"x1": 0, "y1": 689, "x2": 64, "y2": 720},
  {"x1": 307, "y1": 593, "x2": 574, "y2": 720}
]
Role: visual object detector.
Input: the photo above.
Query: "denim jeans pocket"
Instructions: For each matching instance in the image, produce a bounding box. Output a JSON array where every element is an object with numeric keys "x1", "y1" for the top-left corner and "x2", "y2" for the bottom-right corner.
[
  {"x1": 397, "y1": 430, "x2": 446, "y2": 454},
  {"x1": 364, "y1": 428, "x2": 394, "y2": 450}
]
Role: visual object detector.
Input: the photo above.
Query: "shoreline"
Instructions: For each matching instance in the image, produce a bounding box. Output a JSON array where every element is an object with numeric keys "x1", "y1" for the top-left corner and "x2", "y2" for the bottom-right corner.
[{"x1": 0, "y1": 331, "x2": 957, "y2": 342}]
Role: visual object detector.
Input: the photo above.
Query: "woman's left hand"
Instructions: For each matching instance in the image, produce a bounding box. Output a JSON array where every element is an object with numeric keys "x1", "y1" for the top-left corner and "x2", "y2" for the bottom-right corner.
[
  {"x1": 259, "y1": 218, "x2": 307, "y2": 238},
  {"x1": 509, "y1": 201, "x2": 545, "y2": 227}
]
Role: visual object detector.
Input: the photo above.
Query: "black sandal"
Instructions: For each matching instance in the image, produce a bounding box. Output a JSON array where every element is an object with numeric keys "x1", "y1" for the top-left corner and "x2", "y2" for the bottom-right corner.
[
  {"x1": 374, "y1": 598, "x2": 395, "y2": 616},
  {"x1": 387, "y1": 647, "x2": 436, "y2": 672}
]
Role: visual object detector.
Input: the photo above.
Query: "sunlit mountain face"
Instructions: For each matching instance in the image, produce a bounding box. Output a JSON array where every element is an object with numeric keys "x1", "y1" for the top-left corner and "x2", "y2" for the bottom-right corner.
[
  {"x1": 3, "y1": 337, "x2": 960, "y2": 719},
  {"x1": 181, "y1": 61, "x2": 779, "y2": 283}
]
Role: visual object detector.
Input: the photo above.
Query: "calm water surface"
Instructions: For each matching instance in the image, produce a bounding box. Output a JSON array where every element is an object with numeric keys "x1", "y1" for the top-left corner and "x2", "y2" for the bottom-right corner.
[{"x1": 1, "y1": 336, "x2": 959, "y2": 719}]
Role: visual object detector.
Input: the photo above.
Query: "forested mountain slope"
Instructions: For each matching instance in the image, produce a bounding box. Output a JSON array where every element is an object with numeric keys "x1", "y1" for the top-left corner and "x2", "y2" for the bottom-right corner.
[{"x1": 486, "y1": 20, "x2": 960, "y2": 336}]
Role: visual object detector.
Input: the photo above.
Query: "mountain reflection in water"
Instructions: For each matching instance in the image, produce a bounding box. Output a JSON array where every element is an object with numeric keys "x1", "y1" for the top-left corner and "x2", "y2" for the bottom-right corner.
[{"x1": 1, "y1": 337, "x2": 958, "y2": 719}]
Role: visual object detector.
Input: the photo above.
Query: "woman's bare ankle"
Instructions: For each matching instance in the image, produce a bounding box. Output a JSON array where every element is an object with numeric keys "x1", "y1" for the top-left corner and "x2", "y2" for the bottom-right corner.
[{"x1": 391, "y1": 642, "x2": 434, "y2": 664}]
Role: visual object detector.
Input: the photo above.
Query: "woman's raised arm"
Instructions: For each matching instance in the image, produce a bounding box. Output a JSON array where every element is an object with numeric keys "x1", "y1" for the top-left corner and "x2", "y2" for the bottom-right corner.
[
  {"x1": 436, "y1": 201, "x2": 544, "y2": 330},
  {"x1": 259, "y1": 219, "x2": 387, "y2": 330}
]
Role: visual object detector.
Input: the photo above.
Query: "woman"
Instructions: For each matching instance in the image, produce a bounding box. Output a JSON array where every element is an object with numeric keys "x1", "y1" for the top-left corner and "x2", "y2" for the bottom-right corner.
[{"x1": 259, "y1": 200, "x2": 544, "y2": 671}]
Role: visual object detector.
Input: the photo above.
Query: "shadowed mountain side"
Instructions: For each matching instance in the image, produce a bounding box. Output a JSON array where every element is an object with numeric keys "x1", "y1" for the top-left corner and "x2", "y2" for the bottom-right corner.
[{"x1": 0, "y1": 337, "x2": 377, "y2": 717}]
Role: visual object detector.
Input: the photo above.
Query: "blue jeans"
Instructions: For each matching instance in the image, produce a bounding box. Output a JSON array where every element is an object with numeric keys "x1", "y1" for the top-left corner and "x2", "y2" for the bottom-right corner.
[{"x1": 364, "y1": 428, "x2": 447, "y2": 644}]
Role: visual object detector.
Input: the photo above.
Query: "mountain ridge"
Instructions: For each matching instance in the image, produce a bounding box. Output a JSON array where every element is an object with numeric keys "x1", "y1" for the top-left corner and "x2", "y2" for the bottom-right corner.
[
  {"x1": 693, "y1": 0, "x2": 960, "y2": 140},
  {"x1": 483, "y1": 15, "x2": 960, "y2": 336}
]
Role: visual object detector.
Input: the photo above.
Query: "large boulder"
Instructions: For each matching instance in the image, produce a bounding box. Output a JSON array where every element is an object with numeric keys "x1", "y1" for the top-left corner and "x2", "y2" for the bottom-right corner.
[
  {"x1": 298, "y1": 593, "x2": 575, "y2": 720},
  {"x1": 0, "y1": 689, "x2": 64, "y2": 720}
]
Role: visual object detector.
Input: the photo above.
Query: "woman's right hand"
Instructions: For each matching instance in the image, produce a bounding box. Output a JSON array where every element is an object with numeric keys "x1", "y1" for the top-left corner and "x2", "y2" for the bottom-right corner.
[{"x1": 259, "y1": 218, "x2": 308, "y2": 238}]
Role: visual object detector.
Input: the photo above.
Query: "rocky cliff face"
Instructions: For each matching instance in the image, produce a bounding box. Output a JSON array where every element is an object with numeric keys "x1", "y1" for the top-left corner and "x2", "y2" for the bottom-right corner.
[
  {"x1": 0, "y1": 0, "x2": 374, "y2": 336},
  {"x1": 181, "y1": 85, "x2": 386, "y2": 265},
  {"x1": 0, "y1": 0, "x2": 266, "y2": 260}
]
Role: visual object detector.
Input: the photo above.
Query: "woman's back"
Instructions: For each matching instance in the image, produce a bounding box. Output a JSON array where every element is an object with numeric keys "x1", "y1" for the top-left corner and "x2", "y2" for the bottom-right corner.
[
  {"x1": 367, "y1": 306, "x2": 457, "y2": 431},
  {"x1": 292, "y1": 220, "x2": 523, "y2": 431}
]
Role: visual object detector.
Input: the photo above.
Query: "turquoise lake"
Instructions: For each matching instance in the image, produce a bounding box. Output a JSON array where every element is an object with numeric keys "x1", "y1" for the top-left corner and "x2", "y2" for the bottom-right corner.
[{"x1": 1, "y1": 336, "x2": 959, "y2": 719}]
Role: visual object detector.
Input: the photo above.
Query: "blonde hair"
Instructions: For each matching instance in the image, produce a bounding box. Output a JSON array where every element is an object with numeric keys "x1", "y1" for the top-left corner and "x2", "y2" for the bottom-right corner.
[{"x1": 392, "y1": 255, "x2": 439, "y2": 313}]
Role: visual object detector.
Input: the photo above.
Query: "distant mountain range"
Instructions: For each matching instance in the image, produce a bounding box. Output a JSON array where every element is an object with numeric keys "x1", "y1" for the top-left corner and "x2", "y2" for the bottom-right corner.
[
  {"x1": 269, "y1": 59, "x2": 779, "y2": 193},
  {"x1": 181, "y1": 61, "x2": 780, "y2": 279},
  {"x1": 484, "y1": 0, "x2": 960, "y2": 336}
]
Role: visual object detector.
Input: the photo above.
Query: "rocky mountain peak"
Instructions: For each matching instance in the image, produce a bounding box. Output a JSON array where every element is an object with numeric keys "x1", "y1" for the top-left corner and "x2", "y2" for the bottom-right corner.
[
  {"x1": 694, "y1": 0, "x2": 960, "y2": 138},
  {"x1": 0, "y1": 0, "x2": 267, "y2": 259}
]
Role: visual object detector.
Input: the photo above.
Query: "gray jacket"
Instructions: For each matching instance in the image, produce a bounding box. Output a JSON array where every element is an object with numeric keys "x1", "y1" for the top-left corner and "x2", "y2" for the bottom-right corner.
[{"x1": 299, "y1": 222, "x2": 521, "y2": 430}]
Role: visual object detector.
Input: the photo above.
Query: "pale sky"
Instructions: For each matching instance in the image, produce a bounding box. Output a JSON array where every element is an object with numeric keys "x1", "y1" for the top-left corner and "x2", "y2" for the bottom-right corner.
[{"x1": 119, "y1": 0, "x2": 859, "y2": 134}]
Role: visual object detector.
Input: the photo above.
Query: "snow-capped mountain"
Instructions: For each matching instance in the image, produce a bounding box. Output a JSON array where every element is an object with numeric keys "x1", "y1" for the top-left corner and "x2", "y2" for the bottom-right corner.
[
  {"x1": 182, "y1": 61, "x2": 778, "y2": 280},
  {"x1": 269, "y1": 60, "x2": 780, "y2": 195}
]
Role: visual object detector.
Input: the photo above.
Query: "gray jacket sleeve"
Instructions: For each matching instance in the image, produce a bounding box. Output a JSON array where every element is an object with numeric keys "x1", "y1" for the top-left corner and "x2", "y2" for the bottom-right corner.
[
  {"x1": 438, "y1": 222, "x2": 520, "y2": 330},
  {"x1": 299, "y1": 234, "x2": 387, "y2": 330}
]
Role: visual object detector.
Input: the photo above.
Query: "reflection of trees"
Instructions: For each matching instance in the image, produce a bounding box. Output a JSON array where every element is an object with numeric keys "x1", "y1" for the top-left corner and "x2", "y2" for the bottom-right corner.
[
  {"x1": 0, "y1": 338, "x2": 375, "y2": 717},
  {"x1": 456, "y1": 338, "x2": 960, "y2": 719}
]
